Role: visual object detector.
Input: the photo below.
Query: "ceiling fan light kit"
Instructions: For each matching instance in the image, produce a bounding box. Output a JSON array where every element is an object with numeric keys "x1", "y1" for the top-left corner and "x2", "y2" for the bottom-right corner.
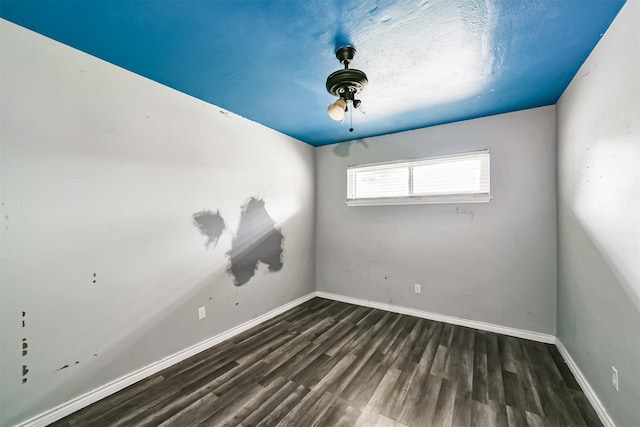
[
  {"x1": 325, "y1": 45, "x2": 368, "y2": 129},
  {"x1": 327, "y1": 98, "x2": 348, "y2": 121}
]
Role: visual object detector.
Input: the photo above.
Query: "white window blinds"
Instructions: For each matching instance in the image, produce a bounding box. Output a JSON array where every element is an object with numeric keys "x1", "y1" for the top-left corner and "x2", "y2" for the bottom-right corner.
[
  {"x1": 347, "y1": 150, "x2": 490, "y2": 206},
  {"x1": 351, "y1": 164, "x2": 410, "y2": 199}
]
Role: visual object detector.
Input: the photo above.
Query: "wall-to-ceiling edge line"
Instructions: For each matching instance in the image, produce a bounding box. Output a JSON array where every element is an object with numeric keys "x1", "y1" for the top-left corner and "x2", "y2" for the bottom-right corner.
[
  {"x1": 14, "y1": 291, "x2": 614, "y2": 427},
  {"x1": 555, "y1": 339, "x2": 616, "y2": 427},
  {"x1": 14, "y1": 293, "x2": 317, "y2": 427}
]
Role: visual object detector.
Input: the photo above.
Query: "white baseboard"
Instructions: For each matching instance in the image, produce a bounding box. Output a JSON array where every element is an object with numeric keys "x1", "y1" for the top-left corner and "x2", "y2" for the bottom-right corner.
[
  {"x1": 316, "y1": 292, "x2": 614, "y2": 426},
  {"x1": 555, "y1": 339, "x2": 616, "y2": 427},
  {"x1": 16, "y1": 291, "x2": 612, "y2": 427},
  {"x1": 16, "y1": 292, "x2": 316, "y2": 427},
  {"x1": 315, "y1": 291, "x2": 556, "y2": 344}
]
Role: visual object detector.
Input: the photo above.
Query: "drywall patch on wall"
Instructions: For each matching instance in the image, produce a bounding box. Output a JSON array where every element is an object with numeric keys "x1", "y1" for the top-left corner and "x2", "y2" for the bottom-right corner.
[
  {"x1": 227, "y1": 198, "x2": 284, "y2": 286},
  {"x1": 192, "y1": 210, "x2": 226, "y2": 249},
  {"x1": 190, "y1": 201, "x2": 284, "y2": 286}
]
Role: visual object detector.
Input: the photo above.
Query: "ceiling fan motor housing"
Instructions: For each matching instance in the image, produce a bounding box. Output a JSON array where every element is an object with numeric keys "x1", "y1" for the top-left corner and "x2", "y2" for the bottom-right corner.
[{"x1": 326, "y1": 46, "x2": 368, "y2": 100}]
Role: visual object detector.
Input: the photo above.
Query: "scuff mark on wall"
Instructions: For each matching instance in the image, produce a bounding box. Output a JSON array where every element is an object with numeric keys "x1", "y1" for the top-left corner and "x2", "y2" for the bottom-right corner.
[
  {"x1": 55, "y1": 365, "x2": 69, "y2": 371},
  {"x1": 192, "y1": 210, "x2": 226, "y2": 249},
  {"x1": 227, "y1": 198, "x2": 284, "y2": 286},
  {"x1": 455, "y1": 206, "x2": 475, "y2": 222},
  {"x1": 21, "y1": 312, "x2": 28, "y2": 384}
]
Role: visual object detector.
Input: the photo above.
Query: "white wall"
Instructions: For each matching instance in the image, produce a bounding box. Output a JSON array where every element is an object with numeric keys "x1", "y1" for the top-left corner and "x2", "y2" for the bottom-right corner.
[
  {"x1": 0, "y1": 20, "x2": 315, "y2": 426},
  {"x1": 556, "y1": 0, "x2": 640, "y2": 425},
  {"x1": 316, "y1": 106, "x2": 557, "y2": 335}
]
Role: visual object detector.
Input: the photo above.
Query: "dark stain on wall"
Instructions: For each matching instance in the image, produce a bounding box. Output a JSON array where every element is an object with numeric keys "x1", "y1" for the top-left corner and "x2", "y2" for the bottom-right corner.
[
  {"x1": 22, "y1": 312, "x2": 28, "y2": 384},
  {"x1": 227, "y1": 198, "x2": 284, "y2": 286},
  {"x1": 193, "y1": 210, "x2": 226, "y2": 249}
]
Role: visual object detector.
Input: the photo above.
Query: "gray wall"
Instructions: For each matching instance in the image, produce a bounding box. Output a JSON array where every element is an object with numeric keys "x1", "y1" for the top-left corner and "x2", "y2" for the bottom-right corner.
[
  {"x1": 556, "y1": 0, "x2": 640, "y2": 425},
  {"x1": 0, "y1": 21, "x2": 315, "y2": 426},
  {"x1": 316, "y1": 106, "x2": 557, "y2": 335}
]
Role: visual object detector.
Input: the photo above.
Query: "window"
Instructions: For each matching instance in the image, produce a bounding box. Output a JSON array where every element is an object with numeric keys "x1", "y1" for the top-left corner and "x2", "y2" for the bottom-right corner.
[{"x1": 347, "y1": 150, "x2": 490, "y2": 206}]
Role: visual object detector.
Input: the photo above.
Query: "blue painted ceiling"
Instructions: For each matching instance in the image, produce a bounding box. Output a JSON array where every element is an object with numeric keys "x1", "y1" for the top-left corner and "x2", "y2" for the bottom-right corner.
[{"x1": 0, "y1": 0, "x2": 625, "y2": 146}]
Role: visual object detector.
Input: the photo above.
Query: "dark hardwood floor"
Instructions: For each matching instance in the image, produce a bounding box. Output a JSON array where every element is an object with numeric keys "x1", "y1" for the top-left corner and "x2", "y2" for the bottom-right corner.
[{"x1": 50, "y1": 298, "x2": 601, "y2": 426}]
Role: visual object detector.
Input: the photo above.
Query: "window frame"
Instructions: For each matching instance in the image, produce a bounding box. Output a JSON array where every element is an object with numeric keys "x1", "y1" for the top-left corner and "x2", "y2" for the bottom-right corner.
[{"x1": 346, "y1": 150, "x2": 491, "y2": 206}]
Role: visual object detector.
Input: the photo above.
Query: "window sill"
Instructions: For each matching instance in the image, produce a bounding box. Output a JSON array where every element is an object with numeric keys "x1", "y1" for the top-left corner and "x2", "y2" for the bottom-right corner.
[{"x1": 346, "y1": 194, "x2": 491, "y2": 206}]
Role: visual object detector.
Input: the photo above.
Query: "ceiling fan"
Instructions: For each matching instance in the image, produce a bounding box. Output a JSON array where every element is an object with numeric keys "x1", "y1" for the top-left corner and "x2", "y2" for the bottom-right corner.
[{"x1": 325, "y1": 45, "x2": 368, "y2": 131}]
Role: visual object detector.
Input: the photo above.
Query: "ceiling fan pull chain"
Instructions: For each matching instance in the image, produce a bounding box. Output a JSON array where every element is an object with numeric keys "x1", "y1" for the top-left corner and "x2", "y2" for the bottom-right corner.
[{"x1": 349, "y1": 104, "x2": 354, "y2": 132}]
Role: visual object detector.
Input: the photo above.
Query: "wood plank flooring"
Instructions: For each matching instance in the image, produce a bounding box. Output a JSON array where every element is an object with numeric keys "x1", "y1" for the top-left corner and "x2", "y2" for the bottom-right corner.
[{"x1": 50, "y1": 298, "x2": 601, "y2": 426}]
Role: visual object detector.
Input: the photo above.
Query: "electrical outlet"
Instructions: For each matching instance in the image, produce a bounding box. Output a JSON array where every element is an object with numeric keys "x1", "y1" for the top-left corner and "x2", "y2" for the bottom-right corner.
[
  {"x1": 612, "y1": 366, "x2": 619, "y2": 391},
  {"x1": 414, "y1": 284, "x2": 421, "y2": 294},
  {"x1": 198, "y1": 306, "x2": 206, "y2": 320}
]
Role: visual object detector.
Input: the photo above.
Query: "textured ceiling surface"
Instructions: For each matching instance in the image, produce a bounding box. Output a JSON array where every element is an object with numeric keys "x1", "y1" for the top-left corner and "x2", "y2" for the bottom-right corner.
[{"x1": 0, "y1": 0, "x2": 625, "y2": 146}]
